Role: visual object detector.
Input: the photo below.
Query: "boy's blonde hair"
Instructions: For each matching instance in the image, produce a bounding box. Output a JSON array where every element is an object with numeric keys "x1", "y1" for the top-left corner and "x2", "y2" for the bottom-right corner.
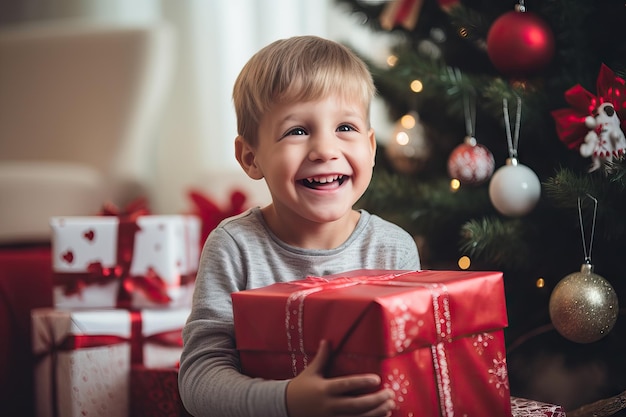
[{"x1": 233, "y1": 35, "x2": 376, "y2": 146}]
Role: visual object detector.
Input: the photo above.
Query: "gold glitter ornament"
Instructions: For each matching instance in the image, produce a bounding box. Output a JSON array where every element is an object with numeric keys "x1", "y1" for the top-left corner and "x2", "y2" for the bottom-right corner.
[{"x1": 549, "y1": 263, "x2": 619, "y2": 344}]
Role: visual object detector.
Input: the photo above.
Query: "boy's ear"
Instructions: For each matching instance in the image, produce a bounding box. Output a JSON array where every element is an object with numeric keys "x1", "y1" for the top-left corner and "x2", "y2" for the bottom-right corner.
[
  {"x1": 235, "y1": 135, "x2": 264, "y2": 180},
  {"x1": 368, "y1": 128, "x2": 377, "y2": 167}
]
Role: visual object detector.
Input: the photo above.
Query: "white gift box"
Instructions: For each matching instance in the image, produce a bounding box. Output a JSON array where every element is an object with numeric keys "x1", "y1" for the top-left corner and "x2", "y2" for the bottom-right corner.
[
  {"x1": 32, "y1": 307, "x2": 190, "y2": 417},
  {"x1": 50, "y1": 214, "x2": 200, "y2": 309}
]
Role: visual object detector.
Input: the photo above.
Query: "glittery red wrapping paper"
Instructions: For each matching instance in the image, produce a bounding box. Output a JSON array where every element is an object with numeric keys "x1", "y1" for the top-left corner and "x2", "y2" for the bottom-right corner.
[
  {"x1": 233, "y1": 269, "x2": 512, "y2": 417},
  {"x1": 130, "y1": 366, "x2": 192, "y2": 417}
]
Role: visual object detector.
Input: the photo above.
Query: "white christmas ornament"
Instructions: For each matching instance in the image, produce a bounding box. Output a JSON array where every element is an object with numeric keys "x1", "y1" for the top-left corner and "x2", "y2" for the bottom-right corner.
[
  {"x1": 489, "y1": 157, "x2": 540, "y2": 217},
  {"x1": 489, "y1": 97, "x2": 540, "y2": 216}
]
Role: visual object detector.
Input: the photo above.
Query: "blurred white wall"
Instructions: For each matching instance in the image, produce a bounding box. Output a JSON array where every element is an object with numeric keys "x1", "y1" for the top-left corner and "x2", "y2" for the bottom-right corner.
[{"x1": 0, "y1": 0, "x2": 397, "y2": 215}]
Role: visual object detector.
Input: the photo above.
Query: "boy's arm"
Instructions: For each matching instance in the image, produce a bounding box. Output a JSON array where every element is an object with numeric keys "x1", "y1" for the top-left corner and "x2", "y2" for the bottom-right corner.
[
  {"x1": 179, "y1": 316, "x2": 290, "y2": 417},
  {"x1": 178, "y1": 228, "x2": 291, "y2": 417}
]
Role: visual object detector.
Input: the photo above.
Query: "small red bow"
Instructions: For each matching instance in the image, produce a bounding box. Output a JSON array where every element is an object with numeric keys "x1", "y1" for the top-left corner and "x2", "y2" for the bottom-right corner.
[
  {"x1": 552, "y1": 64, "x2": 626, "y2": 150},
  {"x1": 188, "y1": 189, "x2": 247, "y2": 244},
  {"x1": 100, "y1": 197, "x2": 151, "y2": 219}
]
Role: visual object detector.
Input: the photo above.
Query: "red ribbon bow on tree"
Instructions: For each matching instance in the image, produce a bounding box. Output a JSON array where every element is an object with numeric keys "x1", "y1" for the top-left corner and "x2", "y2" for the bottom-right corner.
[{"x1": 551, "y1": 64, "x2": 626, "y2": 170}]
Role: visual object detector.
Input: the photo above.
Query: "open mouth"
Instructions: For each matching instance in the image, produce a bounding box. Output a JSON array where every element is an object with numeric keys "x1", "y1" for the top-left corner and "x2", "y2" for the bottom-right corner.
[{"x1": 300, "y1": 174, "x2": 347, "y2": 189}]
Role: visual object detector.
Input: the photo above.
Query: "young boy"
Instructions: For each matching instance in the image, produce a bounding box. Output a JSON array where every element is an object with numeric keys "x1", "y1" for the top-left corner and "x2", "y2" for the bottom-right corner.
[{"x1": 179, "y1": 35, "x2": 420, "y2": 417}]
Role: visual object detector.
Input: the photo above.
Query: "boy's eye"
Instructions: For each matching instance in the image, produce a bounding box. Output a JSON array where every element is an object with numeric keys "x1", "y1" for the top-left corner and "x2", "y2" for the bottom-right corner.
[
  {"x1": 337, "y1": 124, "x2": 356, "y2": 132},
  {"x1": 286, "y1": 127, "x2": 307, "y2": 136}
]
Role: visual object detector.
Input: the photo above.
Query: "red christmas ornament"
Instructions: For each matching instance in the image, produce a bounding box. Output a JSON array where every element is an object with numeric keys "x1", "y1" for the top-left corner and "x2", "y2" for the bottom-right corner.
[
  {"x1": 438, "y1": 0, "x2": 460, "y2": 13},
  {"x1": 447, "y1": 136, "x2": 495, "y2": 185},
  {"x1": 486, "y1": 10, "x2": 554, "y2": 76}
]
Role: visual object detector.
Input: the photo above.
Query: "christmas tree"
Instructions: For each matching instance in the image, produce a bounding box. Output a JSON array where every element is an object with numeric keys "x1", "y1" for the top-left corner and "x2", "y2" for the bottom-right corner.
[{"x1": 336, "y1": 0, "x2": 626, "y2": 414}]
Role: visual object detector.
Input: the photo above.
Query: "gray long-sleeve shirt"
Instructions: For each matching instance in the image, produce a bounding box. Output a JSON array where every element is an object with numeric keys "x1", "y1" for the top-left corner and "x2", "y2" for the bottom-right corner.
[{"x1": 179, "y1": 207, "x2": 420, "y2": 417}]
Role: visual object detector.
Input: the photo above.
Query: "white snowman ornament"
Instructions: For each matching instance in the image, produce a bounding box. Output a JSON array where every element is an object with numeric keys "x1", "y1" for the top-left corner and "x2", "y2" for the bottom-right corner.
[{"x1": 580, "y1": 102, "x2": 626, "y2": 171}]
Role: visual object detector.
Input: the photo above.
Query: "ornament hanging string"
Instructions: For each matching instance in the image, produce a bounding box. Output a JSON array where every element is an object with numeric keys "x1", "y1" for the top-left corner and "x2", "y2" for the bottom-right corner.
[
  {"x1": 503, "y1": 96, "x2": 522, "y2": 159},
  {"x1": 463, "y1": 86, "x2": 476, "y2": 138},
  {"x1": 459, "y1": 69, "x2": 476, "y2": 138},
  {"x1": 447, "y1": 67, "x2": 476, "y2": 138},
  {"x1": 577, "y1": 194, "x2": 598, "y2": 265}
]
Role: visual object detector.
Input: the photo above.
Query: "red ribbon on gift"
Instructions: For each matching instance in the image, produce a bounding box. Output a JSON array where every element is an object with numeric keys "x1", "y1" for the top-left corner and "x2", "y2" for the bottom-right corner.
[
  {"x1": 103, "y1": 199, "x2": 172, "y2": 308},
  {"x1": 285, "y1": 271, "x2": 459, "y2": 417},
  {"x1": 34, "y1": 310, "x2": 184, "y2": 417},
  {"x1": 54, "y1": 261, "x2": 124, "y2": 295}
]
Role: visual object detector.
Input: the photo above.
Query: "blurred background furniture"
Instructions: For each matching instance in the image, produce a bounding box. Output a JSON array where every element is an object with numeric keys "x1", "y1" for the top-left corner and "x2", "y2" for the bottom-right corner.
[
  {"x1": 0, "y1": 19, "x2": 175, "y2": 417},
  {"x1": 0, "y1": 19, "x2": 175, "y2": 244}
]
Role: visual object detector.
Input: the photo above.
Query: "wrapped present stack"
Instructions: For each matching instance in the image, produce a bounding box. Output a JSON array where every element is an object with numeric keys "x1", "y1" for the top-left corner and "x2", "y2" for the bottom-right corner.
[
  {"x1": 31, "y1": 199, "x2": 199, "y2": 417},
  {"x1": 233, "y1": 269, "x2": 567, "y2": 417}
]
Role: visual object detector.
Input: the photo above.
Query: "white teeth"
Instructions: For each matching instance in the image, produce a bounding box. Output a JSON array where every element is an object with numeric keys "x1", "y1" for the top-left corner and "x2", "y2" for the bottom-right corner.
[{"x1": 307, "y1": 175, "x2": 343, "y2": 184}]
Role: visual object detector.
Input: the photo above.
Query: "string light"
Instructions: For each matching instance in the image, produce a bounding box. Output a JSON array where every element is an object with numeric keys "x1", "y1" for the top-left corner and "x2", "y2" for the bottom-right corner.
[
  {"x1": 458, "y1": 256, "x2": 471, "y2": 269},
  {"x1": 400, "y1": 113, "x2": 416, "y2": 129},
  {"x1": 394, "y1": 131, "x2": 410, "y2": 146},
  {"x1": 450, "y1": 178, "x2": 461, "y2": 191},
  {"x1": 536, "y1": 278, "x2": 545, "y2": 288},
  {"x1": 410, "y1": 79, "x2": 423, "y2": 93},
  {"x1": 387, "y1": 55, "x2": 398, "y2": 67}
]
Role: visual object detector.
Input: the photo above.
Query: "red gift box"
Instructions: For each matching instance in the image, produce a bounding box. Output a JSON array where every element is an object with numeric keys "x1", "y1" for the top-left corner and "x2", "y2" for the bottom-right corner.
[
  {"x1": 130, "y1": 366, "x2": 192, "y2": 417},
  {"x1": 232, "y1": 269, "x2": 512, "y2": 417}
]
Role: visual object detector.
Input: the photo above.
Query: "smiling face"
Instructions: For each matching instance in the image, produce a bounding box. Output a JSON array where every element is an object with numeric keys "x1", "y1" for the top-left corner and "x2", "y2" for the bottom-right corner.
[
  {"x1": 232, "y1": 36, "x2": 377, "y2": 247},
  {"x1": 235, "y1": 93, "x2": 376, "y2": 244}
]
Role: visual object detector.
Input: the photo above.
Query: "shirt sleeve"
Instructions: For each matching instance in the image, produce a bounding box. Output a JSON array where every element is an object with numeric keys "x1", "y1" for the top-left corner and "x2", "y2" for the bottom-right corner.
[{"x1": 178, "y1": 227, "x2": 290, "y2": 417}]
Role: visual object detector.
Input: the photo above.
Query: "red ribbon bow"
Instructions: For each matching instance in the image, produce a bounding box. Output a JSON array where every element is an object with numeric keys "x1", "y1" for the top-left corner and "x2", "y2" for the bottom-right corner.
[
  {"x1": 552, "y1": 64, "x2": 626, "y2": 150},
  {"x1": 108, "y1": 200, "x2": 172, "y2": 307},
  {"x1": 99, "y1": 197, "x2": 151, "y2": 219},
  {"x1": 188, "y1": 189, "x2": 247, "y2": 244}
]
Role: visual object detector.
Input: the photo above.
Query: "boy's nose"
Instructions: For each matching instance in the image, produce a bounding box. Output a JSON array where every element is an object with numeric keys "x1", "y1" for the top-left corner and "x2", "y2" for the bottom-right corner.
[{"x1": 308, "y1": 133, "x2": 340, "y2": 162}]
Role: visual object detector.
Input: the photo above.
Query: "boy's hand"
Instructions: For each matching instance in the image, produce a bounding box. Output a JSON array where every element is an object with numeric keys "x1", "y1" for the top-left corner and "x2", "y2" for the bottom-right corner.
[{"x1": 286, "y1": 340, "x2": 396, "y2": 417}]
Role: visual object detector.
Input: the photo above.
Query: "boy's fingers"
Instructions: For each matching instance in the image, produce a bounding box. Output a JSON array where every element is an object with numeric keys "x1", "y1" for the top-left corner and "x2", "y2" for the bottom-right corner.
[
  {"x1": 306, "y1": 339, "x2": 331, "y2": 374},
  {"x1": 331, "y1": 386, "x2": 395, "y2": 415},
  {"x1": 326, "y1": 373, "x2": 383, "y2": 396}
]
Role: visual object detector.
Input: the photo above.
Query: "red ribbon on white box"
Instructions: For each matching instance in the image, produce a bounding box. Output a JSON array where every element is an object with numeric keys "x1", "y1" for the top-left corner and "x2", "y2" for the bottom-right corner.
[
  {"x1": 53, "y1": 199, "x2": 176, "y2": 307},
  {"x1": 34, "y1": 309, "x2": 184, "y2": 417}
]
